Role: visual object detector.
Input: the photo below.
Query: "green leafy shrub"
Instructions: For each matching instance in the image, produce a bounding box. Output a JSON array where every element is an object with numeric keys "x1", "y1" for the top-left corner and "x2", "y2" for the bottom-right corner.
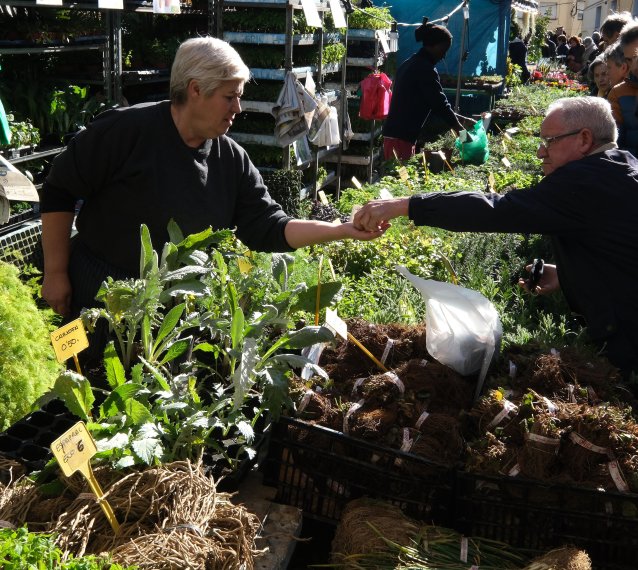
[
  {"x1": 0, "y1": 526, "x2": 135, "y2": 569},
  {"x1": 0, "y1": 261, "x2": 61, "y2": 430},
  {"x1": 348, "y1": 6, "x2": 393, "y2": 30}
]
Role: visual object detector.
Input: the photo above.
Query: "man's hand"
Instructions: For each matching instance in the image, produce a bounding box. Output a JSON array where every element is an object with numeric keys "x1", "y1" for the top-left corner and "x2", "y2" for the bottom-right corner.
[
  {"x1": 518, "y1": 262, "x2": 560, "y2": 295},
  {"x1": 353, "y1": 198, "x2": 410, "y2": 232},
  {"x1": 42, "y1": 271, "x2": 72, "y2": 317}
]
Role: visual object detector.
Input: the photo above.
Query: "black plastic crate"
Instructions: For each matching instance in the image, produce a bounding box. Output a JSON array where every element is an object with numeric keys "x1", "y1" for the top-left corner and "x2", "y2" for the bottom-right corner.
[
  {"x1": 263, "y1": 416, "x2": 455, "y2": 524},
  {"x1": 0, "y1": 219, "x2": 43, "y2": 270},
  {"x1": 454, "y1": 470, "x2": 638, "y2": 570},
  {"x1": 0, "y1": 399, "x2": 79, "y2": 479}
]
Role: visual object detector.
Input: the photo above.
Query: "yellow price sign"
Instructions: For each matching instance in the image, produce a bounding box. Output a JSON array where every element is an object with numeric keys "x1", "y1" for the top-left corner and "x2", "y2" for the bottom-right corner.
[
  {"x1": 237, "y1": 257, "x2": 253, "y2": 274},
  {"x1": 398, "y1": 166, "x2": 409, "y2": 181},
  {"x1": 50, "y1": 318, "x2": 89, "y2": 374},
  {"x1": 318, "y1": 190, "x2": 329, "y2": 205},
  {"x1": 51, "y1": 421, "x2": 97, "y2": 477},
  {"x1": 51, "y1": 421, "x2": 120, "y2": 533}
]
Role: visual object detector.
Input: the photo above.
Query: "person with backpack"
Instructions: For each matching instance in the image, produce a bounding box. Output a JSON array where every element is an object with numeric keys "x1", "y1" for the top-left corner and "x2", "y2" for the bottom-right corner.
[{"x1": 382, "y1": 22, "x2": 471, "y2": 160}]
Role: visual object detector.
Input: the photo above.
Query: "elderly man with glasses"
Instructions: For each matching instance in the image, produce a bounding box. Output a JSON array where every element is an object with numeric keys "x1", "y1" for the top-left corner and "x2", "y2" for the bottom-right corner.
[{"x1": 354, "y1": 97, "x2": 638, "y2": 384}]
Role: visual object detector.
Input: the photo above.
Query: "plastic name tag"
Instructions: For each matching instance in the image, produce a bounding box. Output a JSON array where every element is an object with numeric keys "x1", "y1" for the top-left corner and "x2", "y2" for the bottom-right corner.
[
  {"x1": 325, "y1": 308, "x2": 347, "y2": 340},
  {"x1": 378, "y1": 187, "x2": 393, "y2": 200},
  {"x1": 377, "y1": 30, "x2": 391, "y2": 55},
  {"x1": 51, "y1": 421, "x2": 120, "y2": 533},
  {"x1": 36, "y1": 0, "x2": 63, "y2": 5},
  {"x1": 328, "y1": 0, "x2": 347, "y2": 28},
  {"x1": 0, "y1": 155, "x2": 39, "y2": 201},
  {"x1": 299, "y1": 0, "x2": 322, "y2": 28},
  {"x1": 99, "y1": 0, "x2": 123, "y2": 8},
  {"x1": 351, "y1": 176, "x2": 362, "y2": 189},
  {"x1": 501, "y1": 156, "x2": 511, "y2": 168},
  {"x1": 318, "y1": 190, "x2": 329, "y2": 205},
  {"x1": 51, "y1": 421, "x2": 97, "y2": 477},
  {"x1": 398, "y1": 166, "x2": 409, "y2": 181},
  {"x1": 50, "y1": 318, "x2": 89, "y2": 363},
  {"x1": 237, "y1": 257, "x2": 253, "y2": 274}
]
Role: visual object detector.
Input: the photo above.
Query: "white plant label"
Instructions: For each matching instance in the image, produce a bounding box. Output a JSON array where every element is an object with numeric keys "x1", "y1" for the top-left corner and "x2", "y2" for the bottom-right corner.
[
  {"x1": 328, "y1": 0, "x2": 347, "y2": 28},
  {"x1": 300, "y1": 0, "x2": 322, "y2": 28},
  {"x1": 325, "y1": 308, "x2": 347, "y2": 340}
]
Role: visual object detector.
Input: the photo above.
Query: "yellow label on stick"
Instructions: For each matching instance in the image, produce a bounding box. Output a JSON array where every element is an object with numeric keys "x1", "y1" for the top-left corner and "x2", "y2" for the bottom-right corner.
[
  {"x1": 51, "y1": 421, "x2": 97, "y2": 477},
  {"x1": 318, "y1": 190, "x2": 329, "y2": 205},
  {"x1": 398, "y1": 166, "x2": 409, "y2": 181},
  {"x1": 237, "y1": 257, "x2": 253, "y2": 274},
  {"x1": 50, "y1": 318, "x2": 89, "y2": 363},
  {"x1": 51, "y1": 421, "x2": 120, "y2": 534},
  {"x1": 351, "y1": 176, "x2": 362, "y2": 189}
]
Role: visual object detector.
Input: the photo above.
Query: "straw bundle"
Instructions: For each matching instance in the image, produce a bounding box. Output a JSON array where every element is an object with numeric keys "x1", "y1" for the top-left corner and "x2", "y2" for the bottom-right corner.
[{"x1": 522, "y1": 546, "x2": 591, "y2": 570}]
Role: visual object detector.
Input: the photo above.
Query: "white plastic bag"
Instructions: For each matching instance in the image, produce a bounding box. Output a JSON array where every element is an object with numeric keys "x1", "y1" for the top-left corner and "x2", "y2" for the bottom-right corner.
[{"x1": 397, "y1": 266, "x2": 502, "y2": 399}]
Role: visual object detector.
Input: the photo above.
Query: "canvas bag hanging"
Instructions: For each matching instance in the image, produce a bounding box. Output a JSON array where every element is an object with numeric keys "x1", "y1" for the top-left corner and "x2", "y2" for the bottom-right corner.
[
  {"x1": 272, "y1": 71, "x2": 317, "y2": 146},
  {"x1": 358, "y1": 72, "x2": 392, "y2": 120},
  {"x1": 397, "y1": 266, "x2": 502, "y2": 400}
]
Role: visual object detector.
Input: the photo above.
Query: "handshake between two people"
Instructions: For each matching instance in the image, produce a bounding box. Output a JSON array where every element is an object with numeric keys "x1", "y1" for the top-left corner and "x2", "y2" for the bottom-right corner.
[{"x1": 353, "y1": 197, "x2": 561, "y2": 297}]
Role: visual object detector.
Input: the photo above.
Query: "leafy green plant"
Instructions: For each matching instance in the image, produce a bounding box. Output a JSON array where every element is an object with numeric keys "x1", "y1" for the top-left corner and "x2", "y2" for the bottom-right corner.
[
  {"x1": 0, "y1": 262, "x2": 62, "y2": 430},
  {"x1": 43, "y1": 223, "x2": 337, "y2": 470},
  {"x1": 49, "y1": 84, "x2": 105, "y2": 140},
  {"x1": 0, "y1": 526, "x2": 135, "y2": 569},
  {"x1": 347, "y1": 6, "x2": 394, "y2": 30}
]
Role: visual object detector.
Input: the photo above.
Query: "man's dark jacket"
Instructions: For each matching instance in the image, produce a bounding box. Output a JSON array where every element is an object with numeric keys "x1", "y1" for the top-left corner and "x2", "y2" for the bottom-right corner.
[{"x1": 408, "y1": 148, "x2": 638, "y2": 354}]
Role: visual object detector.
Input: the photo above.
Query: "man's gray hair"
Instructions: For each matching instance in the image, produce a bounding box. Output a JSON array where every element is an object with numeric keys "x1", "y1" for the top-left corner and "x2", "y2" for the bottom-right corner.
[
  {"x1": 170, "y1": 37, "x2": 250, "y2": 105},
  {"x1": 546, "y1": 97, "x2": 617, "y2": 145},
  {"x1": 604, "y1": 40, "x2": 626, "y2": 66},
  {"x1": 619, "y1": 21, "x2": 638, "y2": 48}
]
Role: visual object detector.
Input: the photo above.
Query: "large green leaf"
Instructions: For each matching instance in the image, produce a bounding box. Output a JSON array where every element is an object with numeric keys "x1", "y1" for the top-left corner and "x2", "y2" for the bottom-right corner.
[
  {"x1": 124, "y1": 399, "x2": 153, "y2": 425},
  {"x1": 140, "y1": 224, "x2": 155, "y2": 278},
  {"x1": 132, "y1": 435, "x2": 163, "y2": 465},
  {"x1": 283, "y1": 325, "x2": 335, "y2": 349},
  {"x1": 50, "y1": 370, "x2": 95, "y2": 421},
  {"x1": 103, "y1": 342, "x2": 126, "y2": 388},
  {"x1": 159, "y1": 337, "x2": 191, "y2": 366},
  {"x1": 153, "y1": 303, "x2": 185, "y2": 354},
  {"x1": 167, "y1": 218, "x2": 184, "y2": 245},
  {"x1": 292, "y1": 281, "x2": 343, "y2": 313},
  {"x1": 159, "y1": 280, "x2": 208, "y2": 304},
  {"x1": 163, "y1": 266, "x2": 209, "y2": 281},
  {"x1": 231, "y1": 305, "x2": 245, "y2": 351},
  {"x1": 100, "y1": 383, "x2": 145, "y2": 418}
]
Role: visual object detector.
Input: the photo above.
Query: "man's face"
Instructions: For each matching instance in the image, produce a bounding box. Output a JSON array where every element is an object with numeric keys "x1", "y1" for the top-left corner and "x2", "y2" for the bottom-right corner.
[
  {"x1": 537, "y1": 111, "x2": 585, "y2": 176},
  {"x1": 623, "y1": 38, "x2": 638, "y2": 77},
  {"x1": 607, "y1": 59, "x2": 629, "y2": 86},
  {"x1": 602, "y1": 30, "x2": 619, "y2": 45}
]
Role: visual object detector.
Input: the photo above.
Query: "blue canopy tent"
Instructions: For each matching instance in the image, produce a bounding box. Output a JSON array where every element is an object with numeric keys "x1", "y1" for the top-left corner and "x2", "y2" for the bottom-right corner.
[{"x1": 387, "y1": 0, "x2": 512, "y2": 88}]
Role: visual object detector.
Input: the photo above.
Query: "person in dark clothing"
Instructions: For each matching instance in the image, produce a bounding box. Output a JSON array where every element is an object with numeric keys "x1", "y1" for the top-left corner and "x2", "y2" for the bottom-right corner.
[
  {"x1": 542, "y1": 33, "x2": 556, "y2": 59},
  {"x1": 354, "y1": 97, "x2": 638, "y2": 381},
  {"x1": 382, "y1": 22, "x2": 471, "y2": 160},
  {"x1": 556, "y1": 35, "x2": 569, "y2": 61},
  {"x1": 509, "y1": 36, "x2": 531, "y2": 83},
  {"x1": 40, "y1": 36, "x2": 385, "y2": 319}
]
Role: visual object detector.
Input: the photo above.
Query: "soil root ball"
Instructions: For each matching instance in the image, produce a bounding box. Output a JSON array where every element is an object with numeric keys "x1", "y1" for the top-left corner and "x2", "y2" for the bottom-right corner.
[
  {"x1": 330, "y1": 497, "x2": 418, "y2": 563},
  {"x1": 521, "y1": 545, "x2": 591, "y2": 570},
  {"x1": 406, "y1": 413, "x2": 464, "y2": 468}
]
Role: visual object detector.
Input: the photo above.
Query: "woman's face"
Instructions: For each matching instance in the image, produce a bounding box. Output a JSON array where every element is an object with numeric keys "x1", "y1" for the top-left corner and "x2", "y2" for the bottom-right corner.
[{"x1": 593, "y1": 64, "x2": 610, "y2": 91}]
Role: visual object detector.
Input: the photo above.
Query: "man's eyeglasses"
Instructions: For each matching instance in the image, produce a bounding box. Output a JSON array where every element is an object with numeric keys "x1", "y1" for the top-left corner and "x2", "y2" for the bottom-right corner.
[{"x1": 538, "y1": 129, "x2": 582, "y2": 149}]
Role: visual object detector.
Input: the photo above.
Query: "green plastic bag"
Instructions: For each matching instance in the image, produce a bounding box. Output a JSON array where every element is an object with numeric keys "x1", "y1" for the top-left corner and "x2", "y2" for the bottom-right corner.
[{"x1": 455, "y1": 120, "x2": 489, "y2": 165}]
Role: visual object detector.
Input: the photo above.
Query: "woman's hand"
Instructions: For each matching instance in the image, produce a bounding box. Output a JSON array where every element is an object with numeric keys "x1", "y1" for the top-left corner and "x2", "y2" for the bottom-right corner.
[
  {"x1": 42, "y1": 271, "x2": 72, "y2": 317},
  {"x1": 518, "y1": 262, "x2": 560, "y2": 295}
]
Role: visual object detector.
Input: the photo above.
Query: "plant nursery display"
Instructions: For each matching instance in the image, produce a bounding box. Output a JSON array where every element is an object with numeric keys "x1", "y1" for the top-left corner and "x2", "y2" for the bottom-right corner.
[{"x1": 2, "y1": 7, "x2": 638, "y2": 566}]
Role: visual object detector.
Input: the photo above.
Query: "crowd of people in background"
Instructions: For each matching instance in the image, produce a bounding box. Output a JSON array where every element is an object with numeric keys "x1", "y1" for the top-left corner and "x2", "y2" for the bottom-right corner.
[{"x1": 510, "y1": 11, "x2": 638, "y2": 155}]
